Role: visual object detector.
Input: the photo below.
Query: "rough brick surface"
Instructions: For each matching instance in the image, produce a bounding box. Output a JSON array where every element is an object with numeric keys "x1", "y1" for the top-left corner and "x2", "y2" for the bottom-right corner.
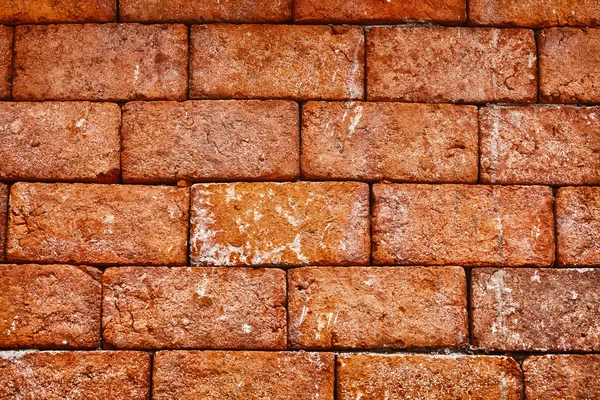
[
  {"x1": 121, "y1": 101, "x2": 299, "y2": 183},
  {"x1": 293, "y1": 0, "x2": 466, "y2": 24},
  {"x1": 372, "y1": 184, "x2": 555, "y2": 266},
  {"x1": 6, "y1": 183, "x2": 189, "y2": 266},
  {"x1": 302, "y1": 102, "x2": 478, "y2": 182},
  {"x1": 0, "y1": 351, "x2": 150, "y2": 399},
  {"x1": 153, "y1": 351, "x2": 334, "y2": 400},
  {"x1": 0, "y1": 102, "x2": 121, "y2": 183},
  {"x1": 13, "y1": 24, "x2": 187, "y2": 101},
  {"x1": 367, "y1": 27, "x2": 537, "y2": 103},
  {"x1": 524, "y1": 355, "x2": 600, "y2": 399},
  {"x1": 120, "y1": 0, "x2": 291, "y2": 23},
  {"x1": 472, "y1": 268, "x2": 600, "y2": 351},
  {"x1": 0, "y1": 0, "x2": 116, "y2": 24},
  {"x1": 0, "y1": 183, "x2": 6, "y2": 261},
  {"x1": 337, "y1": 354, "x2": 522, "y2": 399},
  {"x1": 103, "y1": 267, "x2": 286, "y2": 349},
  {"x1": 190, "y1": 182, "x2": 370, "y2": 266},
  {"x1": 0, "y1": 26, "x2": 12, "y2": 100},
  {"x1": 288, "y1": 266, "x2": 468, "y2": 350},
  {"x1": 190, "y1": 24, "x2": 364, "y2": 101},
  {"x1": 556, "y1": 186, "x2": 600, "y2": 266},
  {"x1": 539, "y1": 28, "x2": 600, "y2": 104}
]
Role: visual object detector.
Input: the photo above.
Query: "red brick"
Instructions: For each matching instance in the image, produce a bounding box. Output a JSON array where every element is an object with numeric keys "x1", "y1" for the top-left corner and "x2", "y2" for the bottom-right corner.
[
  {"x1": 294, "y1": 0, "x2": 466, "y2": 24},
  {"x1": 556, "y1": 187, "x2": 600, "y2": 266},
  {"x1": 0, "y1": 264, "x2": 101, "y2": 349},
  {"x1": 480, "y1": 106, "x2": 600, "y2": 185},
  {"x1": 190, "y1": 182, "x2": 370, "y2": 266},
  {"x1": 524, "y1": 355, "x2": 600, "y2": 399},
  {"x1": 0, "y1": 102, "x2": 121, "y2": 183},
  {"x1": 153, "y1": 351, "x2": 334, "y2": 400},
  {"x1": 121, "y1": 101, "x2": 299, "y2": 183},
  {"x1": 6, "y1": 183, "x2": 189, "y2": 266},
  {"x1": 0, "y1": 0, "x2": 115, "y2": 24},
  {"x1": 539, "y1": 28, "x2": 600, "y2": 104},
  {"x1": 288, "y1": 266, "x2": 467, "y2": 350},
  {"x1": 0, "y1": 351, "x2": 150, "y2": 399},
  {"x1": 367, "y1": 27, "x2": 537, "y2": 103},
  {"x1": 103, "y1": 267, "x2": 286, "y2": 349},
  {"x1": 302, "y1": 102, "x2": 478, "y2": 183},
  {"x1": 0, "y1": 183, "x2": 6, "y2": 261},
  {"x1": 472, "y1": 268, "x2": 600, "y2": 351},
  {"x1": 190, "y1": 24, "x2": 364, "y2": 101},
  {"x1": 337, "y1": 354, "x2": 522, "y2": 399},
  {"x1": 0, "y1": 26, "x2": 12, "y2": 100},
  {"x1": 120, "y1": 0, "x2": 290, "y2": 23},
  {"x1": 373, "y1": 184, "x2": 555, "y2": 266},
  {"x1": 13, "y1": 24, "x2": 187, "y2": 101}
]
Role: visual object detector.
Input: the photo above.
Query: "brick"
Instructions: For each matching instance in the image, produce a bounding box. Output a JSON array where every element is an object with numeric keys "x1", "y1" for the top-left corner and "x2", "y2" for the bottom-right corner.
[
  {"x1": 539, "y1": 28, "x2": 600, "y2": 104},
  {"x1": 302, "y1": 102, "x2": 478, "y2": 183},
  {"x1": 190, "y1": 25, "x2": 364, "y2": 101},
  {"x1": 0, "y1": 183, "x2": 6, "y2": 261},
  {"x1": 524, "y1": 355, "x2": 600, "y2": 399},
  {"x1": 469, "y1": 0, "x2": 600, "y2": 28},
  {"x1": 6, "y1": 183, "x2": 189, "y2": 266},
  {"x1": 190, "y1": 182, "x2": 370, "y2": 266},
  {"x1": 481, "y1": 106, "x2": 600, "y2": 185},
  {"x1": 337, "y1": 354, "x2": 522, "y2": 399},
  {"x1": 103, "y1": 267, "x2": 286, "y2": 349},
  {"x1": 293, "y1": 0, "x2": 466, "y2": 24},
  {"x1": 472, "y1": 268, "x2": 600, "y2": 351},
  {"x1": 13, "y1": 24, "x2": 187, "y2": 101},
  {"x1": 0, "y1": 0, "x2": 115, "y2": 24},
  {"x1": 120, "y1": 0, "x2": 290, "y2": 23},
  {"x1": 556, "y1": 187, "x2": 600, "y2": 266},
  {"x1": 373, "y1": 184, "x2": 555, "y2": 266},
  {"x1": 0, "y1": 26, "x2": 11, "y2": 100},
  {"x1": 367, "y1": 27, "x2": 537, "y2": 103},
  {"x1": 0, "y1": 102, "x2": 121, "y2": 183},
  {"x1": 122, "y1": 101, "x2": 299, "y2": 183},
  {"x1": 0, "y1": 351, "x2": 150, "y2": 399},
  {"x1": 288, "y1": 266, "x2": 467, "y2": 350},
  {"x1": 153, "y1": 351, "x2": 334, "y2": 400}
]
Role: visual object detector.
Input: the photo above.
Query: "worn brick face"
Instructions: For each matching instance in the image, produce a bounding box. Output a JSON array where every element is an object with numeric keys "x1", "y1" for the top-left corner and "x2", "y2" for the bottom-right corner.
[
  {"x1": 288, "y1": 266, "x2": 467, "y2": 350},
  {"x1": 367, "y1": 27, "x2": 537, "y2": 103},
  {"x1": 0, "y1": 0, "x2": 116, "y2": 24},
  {"x1": 13, "y1": 24, "x2": 188, "y2": 101},
  {"x1": 6, "y1": 183, "x2": 189, "y2": 266},
  {"x1": 190, "y1": 24, "x2": 364, "y2": 101},
  {"x1": 121, "y1": 101, "x2": 299, "y2": 183},
  {"x1": 372, "y1": 184, "x2": 555, "y2": 266},
  {"x1": 0, "y1": 183, "x2": 6, "y2": 261},
  {"x1": 0, "y1": 26, "x2": 12, "y2": 100},
  {"x1": 190, "y1": 182, "x2": 370, "y2": 266},
  {"x1": 153, "y1": 351, "x2": 334, "y2": 400},
  {"x1": 472, "y1": 268, "x2": 600, "y2": 351}
]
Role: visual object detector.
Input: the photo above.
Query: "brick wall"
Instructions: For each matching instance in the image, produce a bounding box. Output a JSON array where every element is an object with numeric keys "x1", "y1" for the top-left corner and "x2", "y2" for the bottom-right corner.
[{"x1": 0, "y1": 1, "x2": 599, "y2": 399}]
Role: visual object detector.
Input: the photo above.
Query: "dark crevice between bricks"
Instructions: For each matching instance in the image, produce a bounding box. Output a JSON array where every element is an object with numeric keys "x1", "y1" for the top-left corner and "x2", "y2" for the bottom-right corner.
[
  {"x1": 333, "y1": 353, "x2": 339, "y2": 400},
  {"x1": 148, "y1": 351, "x2": 155, "y2": 400},
  {"x1": 115, "y1": 0, "x2": 120, "y2": 23},
  {"x1": 464, "y1": 0, "x2": 470, "y2": 27}
]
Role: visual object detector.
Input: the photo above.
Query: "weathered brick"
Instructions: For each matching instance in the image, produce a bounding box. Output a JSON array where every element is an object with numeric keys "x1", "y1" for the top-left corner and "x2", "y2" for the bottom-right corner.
[
  {"x1": 480, "y1": 106, "x2": 600, "y2": 185},
  {"x1": 472, "y1": 268, "x2": 600, "y2": 351},
  {"x1": 13, "y1": 24, "x2": 187, "y2": 101},
  {"x1": 302, "y1": 102, "x2": 478, "y2": 182},
  {"x1": 0, "y1": 183, "x2": 6, "y2": 261},
  {"x1": 153, "y1": 351, "x2": 334, "y2": 400},
  {"x1": 0, "y1": 102, "x2": 121, "y2": 183},
  {"x1": 288, "y1": 266, "x2": 467, "y2": 350},
  {"x1": 539, "y1": 28, "x2": 600, "y2": 104},
  {"x1": 0, "y1": 0, "x2": 115, "y2": 24},
  {"x1": 190, "y1": 182, "x2": 370, "y2": 266},
  {"x1": 556, "y1": 187, "x2": 600, "y2": 266},
  {"x1": 469, "y1": 0, "x2": 600, "y2": 28},
  {"x1": 0, "y1": 26, "x2": 12, "y2": 100},
  {"x1": 367, "y1": 27, "x2": 537, "y2": 103},
  {"x1": 103, "y1": 267, "x2": 286, "y2": 349},
  {"x1": 0, "y1": 351, "x2": 150, "y2": 399},
  {"x1": 294, "y1": 0, "x2": 466, "y2": 24},
  {"x1": 6, "y1": 183, "x2": 189, "y2": 266},
  {"x1": 373, "y1": 184, "x2": 555, "y2": 266},
  {"x1": 120, "y1": 0, "x2": 290, "y2": 23},
  {"x1": 122, "y1": 101, "x2": 299, "y2": 183},
  {"x1": 190, "y1": 25, "x2": 364, "y2": 101},
  {"x1": 524, "y1": 355, "x2": 600, "y2": 399},
  {"x1": 337, "y1": 354, "x2": 522, "y2": 399}
]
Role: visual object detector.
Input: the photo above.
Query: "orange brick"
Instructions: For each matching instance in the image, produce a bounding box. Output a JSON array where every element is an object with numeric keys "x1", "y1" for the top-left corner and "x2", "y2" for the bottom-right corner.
[
  {"x1": 0, "y1": 183, "x2": 6, "y2": 261},
  {"x1": 0, "y1": 26, "x2": 12, "y2": 100},
  {"x1": 0, "y1": 0, "x2": 115, "y2": 24}
]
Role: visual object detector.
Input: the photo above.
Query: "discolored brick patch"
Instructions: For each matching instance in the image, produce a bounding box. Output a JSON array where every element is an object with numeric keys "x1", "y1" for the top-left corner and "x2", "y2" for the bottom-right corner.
[{"x1": 0, "y1": 0, "x2": 116, "y2": 24}]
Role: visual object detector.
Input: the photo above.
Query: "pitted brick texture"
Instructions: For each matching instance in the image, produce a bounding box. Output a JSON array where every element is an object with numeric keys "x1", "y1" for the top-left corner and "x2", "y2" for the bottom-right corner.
[
  {"x1": 0, "y1": 183, "x2": 6, "y2": 261},
  {"x1": 0, "y1": 0, "x2": 116, "y2": 24},
  {"x1": 0, "y1": 26, "x2": 12, "y2": 100}
]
